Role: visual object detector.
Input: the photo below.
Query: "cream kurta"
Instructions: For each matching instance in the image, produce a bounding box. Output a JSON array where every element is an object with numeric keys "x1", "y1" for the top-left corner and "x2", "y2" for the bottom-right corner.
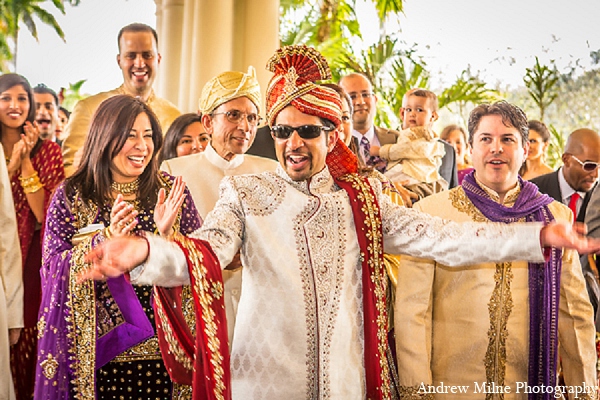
[
  {"x1": 132, "y1": 166, "x2": 547, "y2": 400},
  {"x1": 161, "y1": 144, "x2": 277, "y2": 344},
  {"x1": 62, "y1": 86, "x2": 180, "y2": 176},
  {"x1": 395, "y1": 186, "x2": 596, "y2": 399},
  {"x1": 0, "y1": 143, "x2": 23, "y2": 400}
]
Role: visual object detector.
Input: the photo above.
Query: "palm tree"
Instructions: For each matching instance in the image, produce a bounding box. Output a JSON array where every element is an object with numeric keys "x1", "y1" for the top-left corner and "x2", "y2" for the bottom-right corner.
[
  {"x1": 1, "y1": 0, "x2": 67, "y2": 71},
  {"x1": 279, "y1": 1, "x2": 496, "y2": 126}
]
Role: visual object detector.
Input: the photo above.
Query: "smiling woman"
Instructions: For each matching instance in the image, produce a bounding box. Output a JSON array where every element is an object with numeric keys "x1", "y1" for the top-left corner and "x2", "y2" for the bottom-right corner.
[{"x1": 35, "y1": 94, "x2": 202, "y2": 398}]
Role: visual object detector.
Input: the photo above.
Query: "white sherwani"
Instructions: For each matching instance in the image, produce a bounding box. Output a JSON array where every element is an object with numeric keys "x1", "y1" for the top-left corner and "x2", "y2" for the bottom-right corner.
[
  {"x1": 133, "y1": 167, "x2": 547, "y2": 400},
  {"x1": 0, "y1": 143, "x2": 23, "y2": 400},
  {"x1": 161, "y1": 144, "x2": 277, "y2": 344},
  {"x1": 395, "y1": 186, "x2": 596, "y2": 399}
]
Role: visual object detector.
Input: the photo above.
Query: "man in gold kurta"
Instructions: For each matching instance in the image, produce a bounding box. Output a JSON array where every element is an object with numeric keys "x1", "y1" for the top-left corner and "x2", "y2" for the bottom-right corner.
[
  {"x1": 61, "y1": 23, "x2": 180, "y2": 176},
  {"x1": 396, "y1": 101, "x2": 597, "y2": 399}
]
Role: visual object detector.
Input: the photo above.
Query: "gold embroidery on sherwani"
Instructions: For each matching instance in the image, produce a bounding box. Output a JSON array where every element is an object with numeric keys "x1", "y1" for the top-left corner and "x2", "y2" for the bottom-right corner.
[
  {"x1": 338, "y1": 173, "x2": 391, "y2": 399},
  {"x1": 450, "y1": 187, "x2": 518, "y2": 398},
  {"x1": 398, "y1": 384, "x2": 434, "y2": 400},
  {"x1": 234, "y1": 173, "x2": 286, "y2": 216},
  {"x1": 294, "y1": 192, "x2": 346, "y2": 399},
  {"x1": 178, "y1": 236, "x2": 226, "y2": 400}
]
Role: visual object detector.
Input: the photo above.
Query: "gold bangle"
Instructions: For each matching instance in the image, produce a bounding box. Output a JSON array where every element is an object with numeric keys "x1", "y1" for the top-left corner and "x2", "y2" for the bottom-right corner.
[
  {"x1": 19, "y1": 171, "x2": 42, "y2": 194},
  {"x1": 19, "y1": 171, "x2": 39, "y2": 181},
  {"x1": 22, "y1": 181, "x2": 43, "y2": 194}
]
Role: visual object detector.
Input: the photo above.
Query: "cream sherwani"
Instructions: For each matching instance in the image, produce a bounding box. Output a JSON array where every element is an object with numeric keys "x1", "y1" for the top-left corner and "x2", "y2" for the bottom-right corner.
[
  {"x1": 62, "y1": 86, "x2": 180, "y2": 176},
  {"x1": 130, "y1": 166, "x2": 548, "y2": 400},
  {"x1": 0, "y1": 143, "x2": 22, "y2": 400},
  {"x1": 161, "y1": 144, "x2": 277, "y2": 344},
  {"x1": 395, "y1": 185, "x2": 596, "y2": 399}
]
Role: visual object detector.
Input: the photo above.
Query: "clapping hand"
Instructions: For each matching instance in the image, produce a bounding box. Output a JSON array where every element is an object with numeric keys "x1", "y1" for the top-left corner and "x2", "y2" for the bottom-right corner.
[
  {"x1": 109, "y1": 194, "x2": 138, "y2": 238},
  {"x1": 155, "y1": 176, "x2": 187, "y2": 237}
]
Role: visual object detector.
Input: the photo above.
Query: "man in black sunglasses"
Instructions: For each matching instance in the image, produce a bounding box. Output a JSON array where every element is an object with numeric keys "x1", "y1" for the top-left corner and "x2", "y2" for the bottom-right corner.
[
  {"x1": 80, "y1": 46, "x2": 600, "y2": 400},
  {"x1": 531, "y1": 128, "x2": 600, "y2": 224}
]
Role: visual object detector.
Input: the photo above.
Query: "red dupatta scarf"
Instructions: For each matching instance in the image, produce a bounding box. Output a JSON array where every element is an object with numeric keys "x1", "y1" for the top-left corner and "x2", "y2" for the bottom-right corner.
[
  {"x1": 326, "y1": 139, "x2": 392, "y2": 399},
  {"x1": 154, "y1": 235, "x2": 231, "y2": 400}
]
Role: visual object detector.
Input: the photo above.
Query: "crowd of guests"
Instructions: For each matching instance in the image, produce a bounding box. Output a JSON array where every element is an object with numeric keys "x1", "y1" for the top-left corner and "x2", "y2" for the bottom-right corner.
[{"x1": 0, "y1": 22, "x2": 599, "y2": 400}]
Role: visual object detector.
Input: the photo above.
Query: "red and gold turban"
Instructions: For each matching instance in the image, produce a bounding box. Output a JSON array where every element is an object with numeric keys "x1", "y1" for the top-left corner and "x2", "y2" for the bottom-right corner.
[{"x1": 265, "y1": 45, "x2": 342, "y2": 127}]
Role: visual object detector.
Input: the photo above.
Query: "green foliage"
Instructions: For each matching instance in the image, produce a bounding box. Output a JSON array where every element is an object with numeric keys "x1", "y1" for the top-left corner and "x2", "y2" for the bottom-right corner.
[
  {"x1": 0, "y1": 0, "x2": 72, "y2": 70},
  {"x1": 60, "y1": 79, "x2": 88, "y2": 111},
  {"x1": 280, "y1": 0, "x2": 498, "y2": 129},
  {"x1": 523, "y1": 57, "x2": 559, "y2": 121},
  {"x1": 546, "y1": 124, "x2": 565, "y2": 169}
]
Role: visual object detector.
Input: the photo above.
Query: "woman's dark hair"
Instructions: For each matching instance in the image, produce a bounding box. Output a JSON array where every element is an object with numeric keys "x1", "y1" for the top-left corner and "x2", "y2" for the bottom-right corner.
[
  {"x1": 66, "y1": 95, "x2": 163, "y2": 209},
  {"x1": 322, "y1": 83, "x2": 353, "y2": 114},
  {"x1": 59, "y1": 106, "x2": 71, "y2": 119},
  {"x1": 158, "y1": 113, "x2": 202, "y2": 164},
  {"x1": 440, "y1": 124, "x2": 468, "y2": 144},
  {"x1": 0, "y1": 73, "x2": 42, "y2": 156},
  {"x1": 528, "y1": 120, "x2": 550, "y2": 142}
]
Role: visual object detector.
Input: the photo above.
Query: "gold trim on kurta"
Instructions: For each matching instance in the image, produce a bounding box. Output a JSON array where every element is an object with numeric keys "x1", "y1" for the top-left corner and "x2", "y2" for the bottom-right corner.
[
  {"x1": 450, "y1": 187, "x2": 518, "y2": 396},
  {"x1": 398, "y1": 385, "x2": 434, "y2": 400}
]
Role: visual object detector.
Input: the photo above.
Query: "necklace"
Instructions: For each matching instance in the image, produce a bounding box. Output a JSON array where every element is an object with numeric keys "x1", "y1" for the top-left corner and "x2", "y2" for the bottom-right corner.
[{"x1": 111, "y1": 178, "x2": 140, "y2": 195}]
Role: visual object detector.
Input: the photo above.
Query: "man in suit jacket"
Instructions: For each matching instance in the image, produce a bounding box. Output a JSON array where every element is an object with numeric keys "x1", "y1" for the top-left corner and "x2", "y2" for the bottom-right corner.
[
  {"x1": 530, "y1": 128, "x2": 600, "y2": 223},
  {"x1": 339, "y1": 73, "x2": 458, "y2": 187},
  {"x1": 338, "y1": 73, "x2": 397, "y2": 173},
  {"x1": 531, "y1": 129, "x2": 600, "y2": 321}
]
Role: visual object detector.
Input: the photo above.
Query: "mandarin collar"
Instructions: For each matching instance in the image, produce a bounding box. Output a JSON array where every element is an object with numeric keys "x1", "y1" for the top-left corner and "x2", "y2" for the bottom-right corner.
[
  {"x1": 204, "y1": 143, "x2": 245, "y2": 170},
  {"x1": 276, "y1": 165, "x2": 335, "y2": 195},
  {"x1": 474, "y1": 175, "x2": 520, "y2": 207}
]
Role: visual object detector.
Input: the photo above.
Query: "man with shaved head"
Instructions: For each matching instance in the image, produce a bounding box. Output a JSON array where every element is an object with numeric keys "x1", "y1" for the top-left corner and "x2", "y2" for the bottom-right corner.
[
  {"x1": 532, "y1": 128, "x2": 600, "y2": 323},
  {"x1": 531, "y1": 128, "x2": 600, "y2": 223}
]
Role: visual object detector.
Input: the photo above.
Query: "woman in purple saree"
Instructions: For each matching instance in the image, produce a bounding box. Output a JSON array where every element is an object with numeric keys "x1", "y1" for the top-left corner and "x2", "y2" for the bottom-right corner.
[{"x1": 34, "y1": 95, "x2": 201, "y2": 399}]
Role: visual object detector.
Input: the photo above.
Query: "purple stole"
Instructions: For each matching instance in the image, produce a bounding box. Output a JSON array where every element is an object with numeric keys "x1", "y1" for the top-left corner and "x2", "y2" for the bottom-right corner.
[{"x1": 462, "y1": 172, "x2": 560, "y2": 400}]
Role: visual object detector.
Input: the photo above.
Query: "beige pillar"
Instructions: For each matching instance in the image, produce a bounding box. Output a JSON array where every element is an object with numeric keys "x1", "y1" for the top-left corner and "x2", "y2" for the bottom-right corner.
[
  {"x1": 233, "y1": 0, "x2": 280, "y2": 113},
  {"x1": 154, "y1": 0, "x2": 185, "y2": 103},
  {"x1": 156, "y1": 0, "x2": 280, "y2": 113}
]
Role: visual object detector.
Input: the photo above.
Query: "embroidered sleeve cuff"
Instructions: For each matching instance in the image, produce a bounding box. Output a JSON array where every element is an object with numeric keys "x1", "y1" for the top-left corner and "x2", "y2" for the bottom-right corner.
[{"x1": 129, "y1": 233, "x2": 190, "y2": 286}]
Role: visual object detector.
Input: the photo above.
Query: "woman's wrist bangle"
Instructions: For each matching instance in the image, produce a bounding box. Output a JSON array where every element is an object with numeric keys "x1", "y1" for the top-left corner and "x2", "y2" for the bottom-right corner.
[{"x1": 19, "y1": 171, "x2": 43, "y2": 193}]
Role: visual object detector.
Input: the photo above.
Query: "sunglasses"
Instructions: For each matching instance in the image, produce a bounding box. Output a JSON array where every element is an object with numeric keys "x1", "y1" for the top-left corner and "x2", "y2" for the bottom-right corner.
[
  {"x1": 570, "y1": 154, "x2": 600, "y2": 172},
  {"x1": 271, "y1": 124, "x2": 333, "y2": 139}
]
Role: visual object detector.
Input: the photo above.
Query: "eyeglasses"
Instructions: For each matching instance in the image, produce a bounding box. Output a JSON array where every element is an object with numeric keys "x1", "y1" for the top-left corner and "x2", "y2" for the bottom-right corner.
[
  {"x1": 211, "y1": 110, "x2": 262, "y2": 126},
  {"x1": 348, "y1": 92, "x2": 373, "y2": 101},
  {"x1": 570, "y1": 154, "x2": 600, "y2": 172},
  {"x1": 271, "y1": 124, "x2": 334, "y2": 139}
]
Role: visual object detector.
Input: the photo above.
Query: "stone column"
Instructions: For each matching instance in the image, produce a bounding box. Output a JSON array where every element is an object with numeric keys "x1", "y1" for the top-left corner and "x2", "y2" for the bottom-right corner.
[
  {"x1": 155, "y1": 0, "x2": 280, "y2": 112},
  {"x1": 154, "y1": 0, "x2": 185, "y2": 104}
]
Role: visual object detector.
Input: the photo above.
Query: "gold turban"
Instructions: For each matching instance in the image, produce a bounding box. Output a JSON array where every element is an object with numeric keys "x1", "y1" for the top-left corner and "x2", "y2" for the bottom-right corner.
[
  {"x1": 265, "y1": 45, "x2": 342, "y2": 127},
  {"x1": 198, "y1": 66, "x2": 261, "y2": 115}
]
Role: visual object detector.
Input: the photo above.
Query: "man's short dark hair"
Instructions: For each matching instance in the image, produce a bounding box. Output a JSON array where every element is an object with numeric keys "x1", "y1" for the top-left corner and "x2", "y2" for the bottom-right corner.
[
  {"x1": 117, "y1": 23, "x2": 158, "y2": 51},
  {"x1": 468, "y1": 101, "x2": 529, "y2": 146},
  {"x1": 33, "y1": 84, "x2": 59, "y2": 106}
]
